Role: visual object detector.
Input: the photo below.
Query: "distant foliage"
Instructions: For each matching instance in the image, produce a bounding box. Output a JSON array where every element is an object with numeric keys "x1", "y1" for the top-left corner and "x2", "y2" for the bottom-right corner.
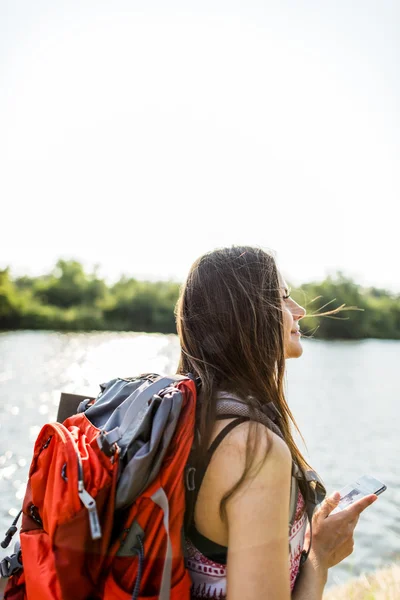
[
  {"x1": 1, "y1": 261, "x2": 400, "y2": 339},
  {"x1": 1, "y1": 261, "x2": 181, "y2": 334},
  {"x1": 291, "y1": 272, "x2": 400, "y2": 340},
  {"x1": 0, "y1": 268, "x2": 21, "y2": 328}
]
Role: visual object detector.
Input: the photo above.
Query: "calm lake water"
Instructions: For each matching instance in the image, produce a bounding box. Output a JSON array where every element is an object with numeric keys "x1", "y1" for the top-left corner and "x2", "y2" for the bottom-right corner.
[{"x1": 0, "y1": 331, "x2": 399, "y2": 589}]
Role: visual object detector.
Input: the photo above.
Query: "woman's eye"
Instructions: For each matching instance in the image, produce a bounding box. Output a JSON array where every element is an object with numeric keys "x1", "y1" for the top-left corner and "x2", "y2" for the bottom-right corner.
[{"x1": 282, "y1": 294, "x2": 290, "y2": 300}]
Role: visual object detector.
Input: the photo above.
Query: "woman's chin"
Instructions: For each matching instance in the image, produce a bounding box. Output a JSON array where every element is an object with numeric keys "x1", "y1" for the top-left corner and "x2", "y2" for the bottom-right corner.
[{"x1": 285, "y1": 340, "x2": 304, "y2": 359}]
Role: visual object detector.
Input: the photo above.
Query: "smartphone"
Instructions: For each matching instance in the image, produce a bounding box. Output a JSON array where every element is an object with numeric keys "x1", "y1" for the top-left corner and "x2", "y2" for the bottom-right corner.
[{"x1": 331, "y1": 474, "x2": 387, "y2": 514}]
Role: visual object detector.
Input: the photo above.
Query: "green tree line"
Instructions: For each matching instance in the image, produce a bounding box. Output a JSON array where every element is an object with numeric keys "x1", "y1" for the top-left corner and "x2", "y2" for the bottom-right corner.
[{"x1": 1, "y1": 260, "x2": 400, "y2": 339}]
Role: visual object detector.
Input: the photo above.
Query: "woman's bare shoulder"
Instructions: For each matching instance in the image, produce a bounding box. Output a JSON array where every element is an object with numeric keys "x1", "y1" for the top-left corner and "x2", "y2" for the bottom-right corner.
[
  {"x1": 199, "y1": 418, "x2": 292, "y2": 519},
  {"x1": 194, "y1": 418, "x2": 292, "y2": 550}
]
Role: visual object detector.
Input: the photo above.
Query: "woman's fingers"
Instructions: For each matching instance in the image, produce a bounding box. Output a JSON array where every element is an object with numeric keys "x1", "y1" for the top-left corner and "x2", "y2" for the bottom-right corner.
[
  {"x1": 315, "y1": 491, "x2": 341, "y2": 520},
  {"x1": 318, "y1": 491, "x2": 377, "y2": 523},
  {"x1": 344, "y1": 494, "x2": 378, "y2": 519}
]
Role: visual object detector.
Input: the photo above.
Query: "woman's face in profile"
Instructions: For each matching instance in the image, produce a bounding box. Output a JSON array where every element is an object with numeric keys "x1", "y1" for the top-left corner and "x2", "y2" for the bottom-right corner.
[{"x1": 279, "y1": 273, "x2": 306, "y2": 359}]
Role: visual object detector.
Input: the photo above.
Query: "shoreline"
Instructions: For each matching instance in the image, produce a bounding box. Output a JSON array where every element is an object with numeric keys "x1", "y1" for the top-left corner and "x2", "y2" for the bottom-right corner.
[{"x1": 324, "y1": 563, "x2": 400, "y2": 599}]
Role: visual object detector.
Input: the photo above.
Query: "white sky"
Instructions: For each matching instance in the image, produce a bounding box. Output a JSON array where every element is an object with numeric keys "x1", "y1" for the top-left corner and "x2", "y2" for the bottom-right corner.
[{"x1": 1, "y1": 0, "x2": 399, "y2": 290}]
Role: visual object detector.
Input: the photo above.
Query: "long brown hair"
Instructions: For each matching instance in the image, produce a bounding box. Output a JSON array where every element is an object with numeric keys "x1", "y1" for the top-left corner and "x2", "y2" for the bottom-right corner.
[{"x1": 175, "y1": 245, "x2": 312, "y2": 520}]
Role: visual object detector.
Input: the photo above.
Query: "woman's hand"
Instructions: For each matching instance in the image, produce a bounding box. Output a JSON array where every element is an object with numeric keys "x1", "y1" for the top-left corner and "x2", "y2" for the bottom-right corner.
[{"x1": 305, "y1": 491, "x2": 378, "y2": 571}]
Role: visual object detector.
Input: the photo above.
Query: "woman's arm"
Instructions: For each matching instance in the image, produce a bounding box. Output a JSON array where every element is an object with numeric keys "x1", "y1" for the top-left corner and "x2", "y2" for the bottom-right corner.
[
  {"x1": 291, "y1": 553, "x2": 328, "y2": 600},
  {"x1": 224, "y1": 423, "x2": 328, "y2": 600}
]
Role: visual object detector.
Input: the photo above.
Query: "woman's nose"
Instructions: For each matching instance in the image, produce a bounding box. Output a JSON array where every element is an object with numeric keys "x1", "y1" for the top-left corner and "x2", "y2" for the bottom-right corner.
[{"x1": 291, "y1": 300, "x2": 306, "y2": 319}]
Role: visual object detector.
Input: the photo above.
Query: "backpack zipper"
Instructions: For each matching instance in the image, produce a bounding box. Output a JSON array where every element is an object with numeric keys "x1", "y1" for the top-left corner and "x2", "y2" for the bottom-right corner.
[
  {"x1": 77, "y1": 458, "x2": 102, "y2": 540},
  {"x1": 49, "y1": 423, "x2": 102, "y2": 540},
  {"x1": 131, "y1": 534, "x2": 145, "y2": 600}
]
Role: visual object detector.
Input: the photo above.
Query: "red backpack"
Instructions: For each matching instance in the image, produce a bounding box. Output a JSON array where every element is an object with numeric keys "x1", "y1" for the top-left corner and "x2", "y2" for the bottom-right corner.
[
  {"x1": 1, "y1": 374, "x2": 197, "y2": 600},
  {"x1": 1, "y1": 374, "x2": 326, "y2": 599}
]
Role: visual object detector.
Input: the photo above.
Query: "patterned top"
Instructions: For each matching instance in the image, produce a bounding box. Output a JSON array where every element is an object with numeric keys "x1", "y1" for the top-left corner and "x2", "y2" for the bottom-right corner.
[{"x1": 185, "y1": 490, "x2": 307, "y2": 599}]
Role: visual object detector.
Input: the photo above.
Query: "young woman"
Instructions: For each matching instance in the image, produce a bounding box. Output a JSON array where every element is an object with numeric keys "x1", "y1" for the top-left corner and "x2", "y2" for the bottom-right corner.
[{"x1": 175, "y1": 246, "x2": 377, "y2": 599}]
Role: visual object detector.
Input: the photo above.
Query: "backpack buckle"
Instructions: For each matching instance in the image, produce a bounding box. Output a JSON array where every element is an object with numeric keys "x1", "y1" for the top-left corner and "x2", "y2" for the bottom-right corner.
[
  {"x1": 97, "y1": 430, "x2": 118, "y2": 457},
  {"x1": 0, "y1": 546, "x2": 22, "y2": 578},
  {"x1": 185, "y1": 467, "x2": 196, "y2": 491}
]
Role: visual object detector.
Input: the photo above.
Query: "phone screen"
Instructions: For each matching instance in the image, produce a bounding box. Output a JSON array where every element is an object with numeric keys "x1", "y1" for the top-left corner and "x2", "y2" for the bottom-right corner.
[{"x1": 331, "y1": 474, "x2": 387, "y2": 514}]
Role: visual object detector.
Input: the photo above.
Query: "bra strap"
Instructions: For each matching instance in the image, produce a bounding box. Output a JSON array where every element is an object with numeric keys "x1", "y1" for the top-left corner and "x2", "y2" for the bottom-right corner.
[
  {"x1": 193, "y1": 416, "x2": 250, "y2": 494},
  {"x1": 185, "y1": 416, "x2": 249, "y2": 529}
]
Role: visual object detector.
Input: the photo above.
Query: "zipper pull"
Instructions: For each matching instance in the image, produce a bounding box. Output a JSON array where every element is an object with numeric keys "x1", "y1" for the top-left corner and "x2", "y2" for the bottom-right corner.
[{"x1": 78, "y1": 485, "x2": 102, "y2": 540}]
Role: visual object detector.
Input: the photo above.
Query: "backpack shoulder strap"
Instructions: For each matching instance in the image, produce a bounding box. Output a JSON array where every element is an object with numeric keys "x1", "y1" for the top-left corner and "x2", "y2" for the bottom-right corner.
[{"x1": 216, "y1": 396, "x2": 284, "y2": 438}]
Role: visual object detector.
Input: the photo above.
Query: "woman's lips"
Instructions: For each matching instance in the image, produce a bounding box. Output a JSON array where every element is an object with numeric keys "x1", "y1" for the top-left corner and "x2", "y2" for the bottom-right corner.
[{"x1": 291, "y1": 330, "x2": 301, "y2": 336}]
